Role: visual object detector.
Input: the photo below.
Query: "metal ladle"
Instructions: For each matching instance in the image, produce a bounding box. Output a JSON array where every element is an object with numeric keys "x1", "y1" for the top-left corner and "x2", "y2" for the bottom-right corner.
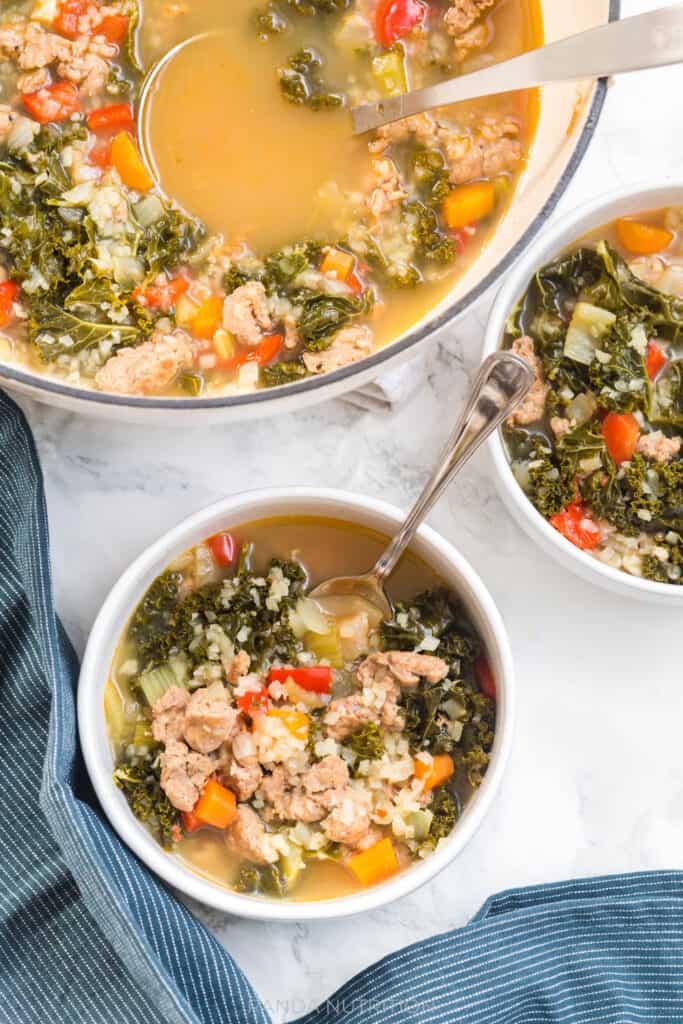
[
  {"x1": 311, "y1": 351, "x2": 534, "y2": 619},
  {"x1": 352, "y1": 4, "x2": 683, "y2": 134}
]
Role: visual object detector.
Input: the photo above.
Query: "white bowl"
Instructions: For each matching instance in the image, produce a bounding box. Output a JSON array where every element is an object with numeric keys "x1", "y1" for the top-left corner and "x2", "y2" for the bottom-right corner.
[
  {"x1": 78, "y1": 487, "x2": 514, "y2": 921},
  {"x1": 483, "y1": 182, "x2": 683, "y2": 605}
]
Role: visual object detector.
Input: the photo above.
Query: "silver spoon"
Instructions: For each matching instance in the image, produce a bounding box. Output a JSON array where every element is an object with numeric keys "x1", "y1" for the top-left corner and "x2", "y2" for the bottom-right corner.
[
  {"x1": 352, "y1": 4, "x2": 683, "y2": 135},
  {"x1": 311, "y1": 351, "x2": 534, "y2": 619}
]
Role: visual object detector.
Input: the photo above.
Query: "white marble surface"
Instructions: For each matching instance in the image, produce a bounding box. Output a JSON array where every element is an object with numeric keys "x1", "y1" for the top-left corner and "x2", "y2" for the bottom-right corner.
[{"x1": 14, "y1": 0, "x2": 683, "y2": 1016}]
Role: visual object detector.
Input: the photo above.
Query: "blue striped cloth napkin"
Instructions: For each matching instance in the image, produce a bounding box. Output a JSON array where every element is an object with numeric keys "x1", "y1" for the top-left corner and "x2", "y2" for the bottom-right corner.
[{"x1": 1, "y1": 386, "x2": 682, "y2": 1024}]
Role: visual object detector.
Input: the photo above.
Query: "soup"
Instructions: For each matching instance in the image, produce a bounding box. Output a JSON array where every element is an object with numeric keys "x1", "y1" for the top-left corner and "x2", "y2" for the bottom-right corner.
[
  {"x1": 502, "y1": 208, "x2": 683, "y2": 585},
  {"x1": 105, "y1": 517, "x2": 497, "y2": 901},
  {"x1": 0, "y1": 0, "x2": 540, "y2": 398}
]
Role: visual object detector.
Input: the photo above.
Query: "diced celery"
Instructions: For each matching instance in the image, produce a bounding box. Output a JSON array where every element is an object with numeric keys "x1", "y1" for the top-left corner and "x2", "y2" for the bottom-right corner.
[
  {"x1": 104, "y1": 681, "x2": 135, "y2": 747},
  {"x1": 564, "y1": 302, "x2": 616, "y2": 365},
  {"x1": 138, "y1": 660, "x2": 189, "y2": 706},
  {"x1": 133, "y1": 719, "x2": 156, "y2": 748},
  {"x1": 304, "y1": 629, "x2": 344, "y2": 669},
  {"x1": 406, "y1": 809, "x2": 433, "y2": 841},
  {"x1": 371, "y1": 48, "x2": 407, "y2": 96}
]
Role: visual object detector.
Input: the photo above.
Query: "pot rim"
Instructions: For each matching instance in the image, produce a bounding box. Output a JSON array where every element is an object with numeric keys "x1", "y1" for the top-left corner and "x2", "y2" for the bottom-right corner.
[{"x1": 0, "y1": 2, "x2": 619, "y2": 412}]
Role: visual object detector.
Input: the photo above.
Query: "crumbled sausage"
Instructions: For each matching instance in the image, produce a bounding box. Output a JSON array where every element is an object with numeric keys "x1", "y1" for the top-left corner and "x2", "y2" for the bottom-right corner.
[
  {"x1": 367, "y1": 157, "x2": 406, "y2": 220},
  {"x1": 224, "y1": 805, "x2": 283, "y2": 864},
  {"x1": 151, "y1": 686, "x2": 189, "y2": 745},
  {"x1": 218, "y1": 723, "x2": 262, "y2": 801},
  {"x1": 159, "y1": 739, "x2": 214, "y2": 812},
  {"x1": 451, "y1": 22, "x2": 489, "y2": 62},
  {"x1": 506, "y1": 335, "x2": 548, "y2": 426},
  {"x1": 357, "y1": 651, "x2": 449, "y2": 688},
  {"x1": 302, "y1": 325, "x2": 374, "y2": 375},
  {"x1": 222, "y1": 282, "x2": 272, "y2": 347},
  {"x1": 444, "y1": 0, "x2": 496, "y2": 37},
  {"x1": 369, "y1": 113, "x2": 438, "y2": 156},
  {"x1": 636, "y1": 430, "x2": 682, "y2": 464},
  {"x1": 17, "y1": 67, "x2": 51, "y2": 92},
  {"x1": 94, "y1": 330, "x2": 195, "y2": 396},
  {"x1": 321, "y1": 787, "x2": 372, "y2": 845},
  {"x1": 441, "y1": 117, "x2": 521, "y2": 185},
  {"x1": 227, "y1": 650, "x2": 251, "y2": 684},
  {"x1": 259, "y1": 766, "x2": 326, "y2": 824},
  {"x1": 301, "y1": 755, "x2": 349, "y2": 794},
  {"x1": 183, "y1": 682, "x2": 239, "y2": 754},
  {"x1": 323, "y1": 695, "x2": 378, "y2": 741}
]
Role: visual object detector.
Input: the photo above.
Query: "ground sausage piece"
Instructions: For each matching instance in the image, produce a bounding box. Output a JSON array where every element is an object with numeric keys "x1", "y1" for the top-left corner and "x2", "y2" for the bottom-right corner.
[
  {"x1": 94, "y1": 330, "x2": 195, "y2": 396},
  {"x1": 452, "y1": 22, "x2": 489, "y2": 62},
  {"x1": 0, "y1": 23, "x2": 71, "y2": 69},
  {"x1": 151, "y1": 686, "x2": 189, "y2": 745},
  {"x1": 259, "y1": 767, "x2": 326, "y2": 823},
  {"x1": 17, "y1": 67, "x2": 51, "y2": 92},
  {"x1": 159, "y1": 740, "x2": 214, "y2": 812},
  {"x1": 369, "y1": 112, "x2": 438, "y2": 155},
  {"x1": 367, "y1": 157, "x2": 406, "y2": 220},
  {"x1": 301, "y1": 755, "x2": 350, "y2": 794},
  {"x1": 303, "y1": 325, "x2": 374, "y2": 375},
  {"x1": 444, "y1": 0, "x2": 496, "y2": 37},
  {"x1": 441, "y1": 117, "x2": 521, "y2": 186},
  {"x1": 357, "y1": 651, "x2": 449, "y2": 688},
  {"x1": 550, "y1": 416, "x2": 572, "y2": 439},
  {"x1": 218, "y1": 723, "x2": 262, "y2": 801},
  {"x1": 183, "y1": 682, "x2": 238, "y2": 754},
  {"x1": 222, "y1": 282, "x2": 272, "y2": 347},
  {"x1": 227, "y1": 650, "x2": 251, "y2": 684},
  {"x1": 322, "y1": 695, "x2": 378, "y2": 741},
  {"x1": 321, "y1": 787, "x2": 372, "y2": 846},
  {"x1": 636, "y1": 430, "x2": 682, "y2": 464},
  {"x1": 224, "y1": 805, "x2": 283, "y2": 865},
  {"x1": 506, "y1": 335, "x2": 548, "y2": 426}
]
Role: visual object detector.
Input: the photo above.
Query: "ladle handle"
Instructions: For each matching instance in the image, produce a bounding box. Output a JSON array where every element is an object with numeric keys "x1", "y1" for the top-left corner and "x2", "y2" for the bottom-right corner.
[
  {"x1": 371, "y1": 351, "x2": 534, "y2": 584},
  {"x1": 353, "y1": 5, "x2": 683, "y2": 133}
]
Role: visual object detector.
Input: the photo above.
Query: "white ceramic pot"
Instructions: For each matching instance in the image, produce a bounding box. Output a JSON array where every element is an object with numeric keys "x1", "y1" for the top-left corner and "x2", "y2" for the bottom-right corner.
[
  {"x1": 0, "y1": 1, "x2": 617, "y2": 423},
  {"x1": 78, "y1": 487, "x2": 514, "y2": 920},
  {"x1": 483, "y1": 182, "x2": 683, "y2": 605}
]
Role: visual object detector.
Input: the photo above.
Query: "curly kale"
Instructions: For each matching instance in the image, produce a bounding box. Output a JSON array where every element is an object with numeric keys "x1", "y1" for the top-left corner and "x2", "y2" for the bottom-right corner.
[
  {"x1": 409, "y1": 146, "x2": 451, "y2": 206},
  {"x1": 113, "y1": 754, "x2": 179, "y2": 849},
  {"x1": 261, "y1": 359, "x2": 309, "y2": 387},
  {"x1": 279, "y1": 48, "x2": 344, "y2": 110},
  {"x1": 345, "y1": 722, "x2": 385, "y2": 761},
  {"x1": 404, "y1": 200, "x2": 456, "y2": 265},
  {"x1": 652, "y1": 359, "x2": 683, "y2": 428},
  {"x1": 128, "y1": 571, "x2": 195, "y2": 672},
  {"x1": 137, "y1": 207, "x2": 206, "y2": 282},
  {"x1": 381, "y1": 587, "x2": 480, "y2": 675},
  {"x1": 235, "y1": 863, "x2": 287, "y2": 896},
  {"x1": 298, "y1": 292, "x2": 371, "y2": 348},
  {"x1": 642, "y1": 533, "x2": 683, "y2": 585},
  {"x1": 426, "y1": 787, "x2": 458, "y2": 847}
]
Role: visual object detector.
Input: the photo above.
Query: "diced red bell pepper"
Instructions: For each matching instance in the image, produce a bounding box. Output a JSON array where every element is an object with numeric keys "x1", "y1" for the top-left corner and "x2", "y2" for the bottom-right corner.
[
  {"x1": 474, "y1": 656, "x2": 496, "y2": 702},
  {"x1": 88, "y1": 139, "x2": 112, "y2": 167},
  {"x1": 53, "y1": 0, "x2": 89, "y2": 39},
  {"x1": 133, "y1": 273, "x2": 190, "y2": 311},
  {"x1": 602, "y1": 412, "x2": 641, "y2": 466},
  {"x1": 181, "y1": 810, "x2": 205, "y2": 834},
  {"x1": 87, "y1": 102, "x2": 134, "y2": 132},
  {"x1": 230, "y1": 334, "x2": 283, "y2": 371},
  {"x1": 0, "y1": 281, "x2": 19, "y2": 328},
  {"x1": 22, "y1": 81, "x2": 80, "y2": 124},
  {"x1": 375, "y1": 0, "x2": 427, "y2": 47},
  {"x1": 98, "y1": 12, "x2": 129, "y2": 43},
  {"x1": 645, "y1": 340, "x2": 667, "y2": 380},
  {"x1": 268, "y1": 666, "x2": 333, "y2": 693},
  {"x1": 347, "y1": 270, "x2": 365, "y2": 295},
  {"x1": 549, "y1": 501, "x2": 601, "y2": 551},
  {"x1": 237, "y1": 686, "x2": 270, "y2": 717},
  {"x1": 207, "y1": 532, "x2": 238, "y2": 566}
]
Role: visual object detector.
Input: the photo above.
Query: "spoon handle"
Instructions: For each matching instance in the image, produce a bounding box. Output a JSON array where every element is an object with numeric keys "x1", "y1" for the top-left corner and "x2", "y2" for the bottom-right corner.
[
  {"x1": 370, "y1": 351, "x2": 533, "y2": 585},
  {"x1": 353, "y1": 4, "x2": 683, "y2": 134}
]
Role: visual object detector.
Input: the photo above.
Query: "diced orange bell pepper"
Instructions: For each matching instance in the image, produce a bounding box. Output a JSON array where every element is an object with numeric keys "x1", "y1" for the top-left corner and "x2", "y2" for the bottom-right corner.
[
  {"x1": 22, "y1": 81, "x2": 80, "y2": 124},
  {"x1": 268, "y1": 708, "x2": 310, "y2": 741},
  {"x1": 602, "y1": 411, "x2": 641, "y2": 465},
  {"x1": 192, "y1": 295, "x2": 224, "y2": 339},
  {"x1": 616, "y1": 219, "x2": 673, "y2": 256},
  {"x1": 321, "y1": 247, "x2": 355, "y2": 282},
  {"x1": 110, "y1": 131, "x2": 154, "y2": 191},
  {"x1": 414, "y1": 753, "x2": 454, "y2": 791},
  {"x1": 442, "y1": 181, "x2": 495, "y2": 230},
  {"x1": 194, "y1": 778, "x2": 237, "y2": 830},
  {"x1": 347, "y1": 837, "x2": 400, "y2": 886}
]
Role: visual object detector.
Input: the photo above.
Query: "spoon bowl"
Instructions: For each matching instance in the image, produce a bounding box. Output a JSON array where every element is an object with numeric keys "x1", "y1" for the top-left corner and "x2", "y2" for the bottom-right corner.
[{"x1": 311, "y1": 351, "x2": 533, "y2": 616}]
